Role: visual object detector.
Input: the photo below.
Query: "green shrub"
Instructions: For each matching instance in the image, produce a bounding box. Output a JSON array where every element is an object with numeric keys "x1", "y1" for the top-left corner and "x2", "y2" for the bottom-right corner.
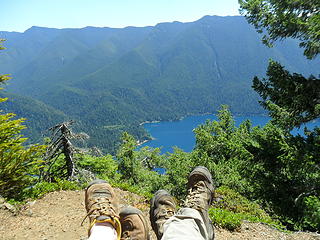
[
  {"x1": 193, "y1": 106, "x2": 254, "y2": 194},
  {"x1": 192, "y1": 106, "x2": 320, "y2": 231},
  {"x1": 112, "y1": 180, "x2": 153, "y2": 199},
  {"x1": 210, "y1": 186, "x2": 284, "y2": 230},
  {"x1": 23, "y1": 179, "x2": 80, "y2": 199},
  {"x1": 209, "y1": 208, "x2": 243, "y2": 230},
  {"x1": 115, "y1": 132, "x2": 168, "y2": 195},
  {"x1": 77, "y1": 154, "x2": 118, "y2": 181},
  {"x1": 300, "y1": 196, "x2": 320, "y2": 231},
  {"x1": 161, "y1": 148, "x2": 194, "y2": 198}
]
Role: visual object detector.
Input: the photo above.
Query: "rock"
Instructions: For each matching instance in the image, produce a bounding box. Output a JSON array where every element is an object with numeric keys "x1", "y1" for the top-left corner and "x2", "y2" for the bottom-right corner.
[
  {"x1": 0, "y1": 196, "x2": 17, "y2": 214},
  {"x1": 26, "y1": 209, "x2": 33, "y2": 217},
  {"x1": 27, "y1": 200, "x2": 37, "y2": 207},
  {"x1": 3, "y1": 202, "x2": 17, "y2": 213}
]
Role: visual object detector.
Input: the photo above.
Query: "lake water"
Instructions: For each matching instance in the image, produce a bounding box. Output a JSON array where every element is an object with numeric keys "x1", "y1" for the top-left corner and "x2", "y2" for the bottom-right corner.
[{"x1": 140, "y1": 114, "x2": 320, "y2": 153}]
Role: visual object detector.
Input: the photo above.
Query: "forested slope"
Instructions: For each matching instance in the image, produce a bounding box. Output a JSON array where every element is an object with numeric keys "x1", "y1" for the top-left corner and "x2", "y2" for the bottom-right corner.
[{"x1": 0, "y1": 16, "x2": 319, "y2": 151}]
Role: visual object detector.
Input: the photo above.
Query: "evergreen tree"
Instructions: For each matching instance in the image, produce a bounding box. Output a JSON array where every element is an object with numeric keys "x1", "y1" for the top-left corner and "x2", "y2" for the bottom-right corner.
[
  {"x1": 238, "y1": 3, "x2": 320, "y2": 230},
  {"x1": 239, "y1": 0, "x2": 319, "y2": 59},
  {"x1": 252, "y1": 60, "x2": 320, "y2": 129},
  {"x1": 239, "y1": 0, "x2": 320, "y2": 128}
]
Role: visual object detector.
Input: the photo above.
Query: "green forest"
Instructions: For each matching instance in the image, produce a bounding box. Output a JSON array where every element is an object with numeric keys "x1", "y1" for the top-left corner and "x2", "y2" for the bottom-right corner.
[
  {"x1": 1, "y1": 15, "x2": 319, "y2": 153},
  {"x1": 1, "y1": 0, "x2": 319, "y2": 233}
]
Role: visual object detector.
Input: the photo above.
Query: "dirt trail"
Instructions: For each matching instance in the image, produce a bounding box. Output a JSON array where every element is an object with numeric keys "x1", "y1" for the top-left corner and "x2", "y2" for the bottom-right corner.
[{"x1": 0, "y1": 190, "x2": 319, "y2": 240}]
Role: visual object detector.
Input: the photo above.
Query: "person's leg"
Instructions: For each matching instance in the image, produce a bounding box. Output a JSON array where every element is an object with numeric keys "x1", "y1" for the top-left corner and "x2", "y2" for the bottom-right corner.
[
  {"x1": 161, "y1": 207, "x2": 208, "y2": 240},
  {"x1": 183, "y1": 166, "x2": 215, "y2": 239},
  {"x1": 89, "y1": 222, "x2": 117, "y2": 240},
  {"x1": 83, "y1": 179, "x2": 121, "y2": 240},
  {"x1": 149, "y1": 190, "x2": 176, "y2": 240},
  {"x1": 149, "y1": 166, "x2": 215, "y2": 240},
  {"x1": 84, "y1": 180, "x2": 150, "y2": 240}
]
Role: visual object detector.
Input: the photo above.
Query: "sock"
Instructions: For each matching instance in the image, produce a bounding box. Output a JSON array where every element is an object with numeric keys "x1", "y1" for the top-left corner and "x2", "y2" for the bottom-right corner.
[{"x1": 88, "y1": 222, "x2": 117, "y2": 240}]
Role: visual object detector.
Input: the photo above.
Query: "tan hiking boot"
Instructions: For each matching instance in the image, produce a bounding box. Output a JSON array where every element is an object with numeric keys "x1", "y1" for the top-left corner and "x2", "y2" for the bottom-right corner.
[
  {"x1": 184, "y1": 166, "x2": 215, "y2": 240},
  {"x1": 149, "y1": 190, "x2": 176, "y2": 240},
  {"x1": 120, "y1": 206, "x2": 150, "y2": 240},
  {"x1": 83, "y1": 179, "x2": 121, "y2": 238}
]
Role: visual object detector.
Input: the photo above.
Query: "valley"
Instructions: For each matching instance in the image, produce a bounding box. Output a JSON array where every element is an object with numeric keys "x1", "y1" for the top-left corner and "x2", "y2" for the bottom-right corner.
[{"x1": 1, "y1": 16, "x2": 319, "y2": 152}]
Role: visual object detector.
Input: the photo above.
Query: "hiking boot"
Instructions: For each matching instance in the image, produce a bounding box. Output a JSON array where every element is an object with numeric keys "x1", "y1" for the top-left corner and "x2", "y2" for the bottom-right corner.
[
  {"x1": 120, "y1": 206, "x2": 150, "y2": 240},
  {"x1": 184, "y1": 166, "x2": 215, "y2": 240},
  {"x1": 83, "y1": 179, "x2": 121, "y2": 237},
  {"x1": 150, "y1": 190, "x2": 176, "y2": 240}
]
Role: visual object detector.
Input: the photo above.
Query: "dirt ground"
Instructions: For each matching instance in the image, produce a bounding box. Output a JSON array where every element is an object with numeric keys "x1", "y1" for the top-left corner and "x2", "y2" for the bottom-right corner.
[{"x1": 0, "y1": 190, "x2": 319, "y2": 240}]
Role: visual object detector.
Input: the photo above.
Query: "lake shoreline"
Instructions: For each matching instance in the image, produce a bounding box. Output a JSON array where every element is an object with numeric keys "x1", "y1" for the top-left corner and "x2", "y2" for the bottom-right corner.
[
  {"x1": 139, "y1": 111, "x2": 269, "y2": 126},
  {"x1": 139, "y1": 120, "x2": 160, "y2": 126},
  {"x1": 137, "y1": 137, "x2": 156, "y2": 147},
  {"x1": 140, "y1": 114, "x2": 320, "y2": 153}
]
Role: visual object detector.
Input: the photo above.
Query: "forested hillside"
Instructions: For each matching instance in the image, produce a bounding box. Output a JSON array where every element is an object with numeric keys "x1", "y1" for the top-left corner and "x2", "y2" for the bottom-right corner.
[
  {"x1": 0, "y1": 91, "x2": 67, "y2": 143},
  {"x1": 1, "y1": 16, "x2": 319, "y2": 152}
]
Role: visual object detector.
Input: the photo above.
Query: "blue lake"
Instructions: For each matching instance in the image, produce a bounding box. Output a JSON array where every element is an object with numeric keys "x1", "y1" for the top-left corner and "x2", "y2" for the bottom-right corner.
[{"x1": 140, "y1": 114, "x2": 320, "y2": 153}]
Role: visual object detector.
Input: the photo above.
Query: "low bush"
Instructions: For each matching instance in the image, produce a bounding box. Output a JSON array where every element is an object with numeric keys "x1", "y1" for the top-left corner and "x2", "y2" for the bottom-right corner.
[
  {"x1": 210, "y1": 186, "x2": 284, "y2": 231},
  {"x1": 77, "y1": 154, "x2": 119, "y2": 182},
  {"x1": 23, "y1": 179, "x2": 80, "y2": 199},
  {"x1": 299, "y1": 196, "x2": 320, "y2": 231}
]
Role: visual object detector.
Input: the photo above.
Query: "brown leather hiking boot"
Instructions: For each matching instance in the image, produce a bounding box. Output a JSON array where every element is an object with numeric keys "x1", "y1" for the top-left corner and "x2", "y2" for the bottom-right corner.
[
  {"x1": 120, "y1": 206, "x2": 150, "y2": 240},
  {"x1": 149, "y1": 190, "x2": 176, "y2": 240},
  {"x1": 184, "y1": 166, "x2": 215, "y2": 240},
  {"x1": 83, "y1": 179, "x2": 121, "y2": 238}
]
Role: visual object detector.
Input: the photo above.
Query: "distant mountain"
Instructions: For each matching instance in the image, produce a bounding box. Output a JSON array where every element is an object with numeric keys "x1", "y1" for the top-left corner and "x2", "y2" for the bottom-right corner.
[{"x1": 0, "y1": 16, "x2": 319, "y2": 152}]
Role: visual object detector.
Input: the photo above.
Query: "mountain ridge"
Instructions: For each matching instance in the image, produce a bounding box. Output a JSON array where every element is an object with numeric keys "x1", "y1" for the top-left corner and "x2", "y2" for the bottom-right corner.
[{"x1": 0, "y1": 15, "x2": 319, "y2": 152}]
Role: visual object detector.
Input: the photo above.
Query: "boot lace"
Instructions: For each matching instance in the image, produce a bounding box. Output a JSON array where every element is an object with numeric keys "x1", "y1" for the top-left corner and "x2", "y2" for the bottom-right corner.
[
  {"x1": 81, "y1": 196, "x2": 117, "y2": 225},
  {"x1": 156, "y1": 205, "x2": 175, "y2": 220},
  {"x1": 185, "y1": 181, "x2": 208, "y2": 210}
]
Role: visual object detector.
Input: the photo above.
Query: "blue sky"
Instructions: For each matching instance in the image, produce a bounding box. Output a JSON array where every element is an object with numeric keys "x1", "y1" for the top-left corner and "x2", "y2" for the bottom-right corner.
[{"x1": 2, "y1": 0, "x2": 240, "y2": 32}]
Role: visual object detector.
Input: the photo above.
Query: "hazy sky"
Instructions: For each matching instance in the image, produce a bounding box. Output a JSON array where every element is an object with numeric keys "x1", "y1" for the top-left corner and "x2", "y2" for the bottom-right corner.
[{"x1": 2, "y1": 0, "x2": 240, "y2": 32}]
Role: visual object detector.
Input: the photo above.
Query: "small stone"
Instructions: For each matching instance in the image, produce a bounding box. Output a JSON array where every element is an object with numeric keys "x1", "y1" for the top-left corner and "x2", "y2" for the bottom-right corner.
[
  {"x1": 27, "y1": 200, "x2": 36, "y2": 207},
  {"x1": 4, "y1": 202, "x2": 16, "y2": 213},
  {"x1": 27, "y1": 209, "x2": 33, "y2": 217}
]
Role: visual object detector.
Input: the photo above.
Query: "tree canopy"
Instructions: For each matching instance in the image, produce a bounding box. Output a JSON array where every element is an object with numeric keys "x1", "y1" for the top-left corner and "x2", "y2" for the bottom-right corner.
[
  {"x1": 238, "y1": 1, "x2": 320, "y2": 230},
  {"x1": 239, "y1": 0, "x2": 320, "y2": 128},
  {"x1": 239, "y1": 0, "x2": 320, "y2": 59},
  {"x1": 253, "y1": 60, "x2": 320, "y2": 129}
]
